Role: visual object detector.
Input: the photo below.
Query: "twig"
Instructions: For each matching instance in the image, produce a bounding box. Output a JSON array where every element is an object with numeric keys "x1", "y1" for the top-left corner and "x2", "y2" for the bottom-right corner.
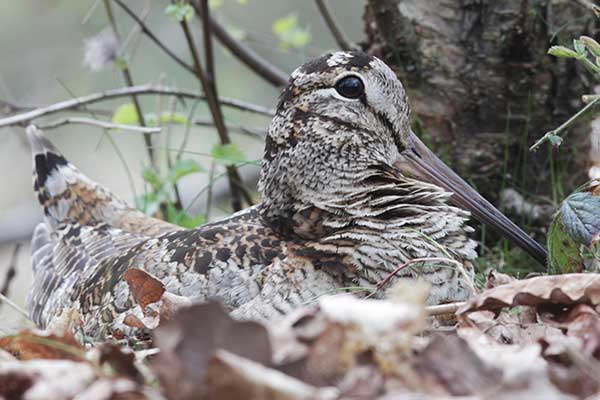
[
  {"x1": 314, "y1": 0, "x2": 356, "y2": 51},
  {"x1": 191, "y1": 2, "x2": 288, "y2": 87},
  {"x1": 1, "y1": 99, "x2": 113, "y2": 117},
  {"x1": 111, "y1": 0, "x2": 196, "y2": 76},
  {"x1": 104, "y1": 0, "x2": 156, "y2": 167},
  {"x1": 205, "y1": 160, "x2": 216, "y2": 220},
  {"x1": 530, "y1": 96, "x2": 600, "y2": 151},
  {"x1": 38, "y1": 117, "x2": 161, "y2": 133},
  {"x1": 180, "y1": 1, "x2": 250, "y2": 211},
  {"x1": 0, "y1": 84, "x2": 274, "y2": 128},
  {"x1": 376, "y1": 257, "x2": 462, "y2": 290},
  {"x1": 0, "y1": 243, "x2": 21, "y2": 297},
  {"x1": 0, "y1": 293, "x2": 29, "y2": 320},
  {"x1": 425, "y1": 302, "x2": 465, "y2": 316}
]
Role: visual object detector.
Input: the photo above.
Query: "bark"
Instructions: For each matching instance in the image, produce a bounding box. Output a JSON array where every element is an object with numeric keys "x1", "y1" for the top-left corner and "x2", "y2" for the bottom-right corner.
[{"x1": 363, "y1": 0, "x2": 597, "y2": 217}]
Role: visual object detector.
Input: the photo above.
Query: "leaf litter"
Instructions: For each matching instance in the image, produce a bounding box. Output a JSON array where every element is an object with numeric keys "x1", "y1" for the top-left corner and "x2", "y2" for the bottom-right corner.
[{"x1": 4, "y1": 272, "x2": 600, "y2": 399}]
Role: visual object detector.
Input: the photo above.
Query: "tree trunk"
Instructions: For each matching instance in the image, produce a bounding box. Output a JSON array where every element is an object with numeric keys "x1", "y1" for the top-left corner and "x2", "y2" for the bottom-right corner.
[{"x1": 363, "y1": 0, "x2": 596, "y2": 226}]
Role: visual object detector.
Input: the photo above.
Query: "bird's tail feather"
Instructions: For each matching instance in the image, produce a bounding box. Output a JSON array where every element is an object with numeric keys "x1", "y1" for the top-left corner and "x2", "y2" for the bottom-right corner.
[{"x1": 26, "y1": 125, "x2": 178, "y2": 234}]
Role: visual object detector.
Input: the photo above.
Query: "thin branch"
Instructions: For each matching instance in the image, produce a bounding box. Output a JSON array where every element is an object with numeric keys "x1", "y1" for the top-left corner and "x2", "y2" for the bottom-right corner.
[
  {"x1": 111, "y1": 0, "x2": 197, "y2": 76},
  {"x1": 0, "y1": 243, "x2": 21, "y2": 297},
  {"x1": 180, "y1": 2, "x2": 250, "y2": 211},
  {"x1": 314, "y1": 0, "x2": 356, "y2": 51},
  {"x1": 0, "y1": 292, "x2": 29, "y2": 320},
  {"x1": 191, "y1": 2, "x2": 288, "y2": 87},
  {"x1": 199, "y1": 0, "x2": 215, "y2": 83},
  {"x1": 425, "y1": 302, "x2": 465, "y2": 316},
  {"x1": 376, "y1": 257, "x2": 462, "y2": 290},
  {"x1": 530, "y1": 95, "x2": 600, "y2": 151},
  {"x1": 104, "y1": 0, "x2": 156, "y2": 167},
  {"x1": 38, "y1": 117, "x2": 161, "y2": 133},
  {"x1": 0, "y1": 84, "x2": 274, "y2": 129}
]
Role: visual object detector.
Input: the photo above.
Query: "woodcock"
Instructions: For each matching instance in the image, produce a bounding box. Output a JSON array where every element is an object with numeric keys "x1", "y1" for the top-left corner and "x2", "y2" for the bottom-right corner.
[{"x1": 27, "y1": 51, "x2": 547, "y2": 339}]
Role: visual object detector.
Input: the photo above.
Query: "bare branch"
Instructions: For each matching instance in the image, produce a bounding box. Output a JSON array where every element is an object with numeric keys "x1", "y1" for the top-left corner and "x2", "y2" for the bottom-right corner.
[
  {"x1": 425, "y1": 302, "x2": 465, "y2": 316},
  {"x1": 111, "y1": 0, "x2": 197, "y2": 76},
  {"x1": 314, "y1": 0, "x2": 356, "y2": 51},
  {"x1": 191, "y1": 2, "x2": 288, "y2": 87},
  {"x1": 0, "y1": 243, "x2": 21, "y2": 298},
  {"x1": 0, "y1": 84, "x2": 274, "y2": 129},
  {"x1": 38, "y1": 117, "x2": 162, "y2": 133},
  {"x1": 180, "y1": 1, "x2": 251, "y2": 211}
]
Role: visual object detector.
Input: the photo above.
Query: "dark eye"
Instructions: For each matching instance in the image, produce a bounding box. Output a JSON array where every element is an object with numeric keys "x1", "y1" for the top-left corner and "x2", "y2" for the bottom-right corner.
[{"x1": 335, "y1": 76, "x2": 364, "y2": 99}]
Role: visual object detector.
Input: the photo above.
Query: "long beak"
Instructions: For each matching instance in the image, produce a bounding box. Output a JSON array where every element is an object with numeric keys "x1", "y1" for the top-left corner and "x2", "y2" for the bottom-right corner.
[{"x1": 394, "y1": 131, "x2": 547, "y2": 265}]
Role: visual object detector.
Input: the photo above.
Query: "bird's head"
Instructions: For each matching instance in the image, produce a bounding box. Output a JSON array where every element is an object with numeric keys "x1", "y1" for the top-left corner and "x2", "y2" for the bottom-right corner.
[{"x1": 259, "y1": 51, "x2": 546, "y2": 265}]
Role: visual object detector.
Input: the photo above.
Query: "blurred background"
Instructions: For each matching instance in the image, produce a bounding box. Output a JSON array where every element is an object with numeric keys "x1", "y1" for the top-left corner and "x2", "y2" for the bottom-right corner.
[{"x1": 1, "y1": 0, "x2": 598, "y2": 333}]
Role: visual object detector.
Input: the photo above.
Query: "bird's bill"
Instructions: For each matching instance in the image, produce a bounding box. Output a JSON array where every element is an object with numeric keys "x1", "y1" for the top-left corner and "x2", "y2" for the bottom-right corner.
[{"x1": 394, "y1": 131, "x2": 548, "y2": 265}]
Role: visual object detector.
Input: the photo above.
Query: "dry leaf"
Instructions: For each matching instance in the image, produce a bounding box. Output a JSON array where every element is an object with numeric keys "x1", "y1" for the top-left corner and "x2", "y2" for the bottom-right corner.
[
  {"x1": 151, "y1": 302, "x2": 272, "y2": 400},
  {"x1": 457, "y1": 274, "x2": 600, "y2": 317},
  {"x1": 0, "y1": 331, "x2": 84, "y2": 361},
  {"x1": 123, "y1": 268, "x2": 166, "y2": 309}
]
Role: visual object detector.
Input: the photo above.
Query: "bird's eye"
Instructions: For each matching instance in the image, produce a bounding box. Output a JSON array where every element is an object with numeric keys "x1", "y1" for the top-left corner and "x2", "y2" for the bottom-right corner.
[{"x1": 334, "y1": 76, "x2": 364, "y2": 99}]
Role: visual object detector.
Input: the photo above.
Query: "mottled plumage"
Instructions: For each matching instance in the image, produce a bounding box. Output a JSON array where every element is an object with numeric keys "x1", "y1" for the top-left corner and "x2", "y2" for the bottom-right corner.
[{"x1": 27, "y1": 52, "x2": 545, "y2": 339}]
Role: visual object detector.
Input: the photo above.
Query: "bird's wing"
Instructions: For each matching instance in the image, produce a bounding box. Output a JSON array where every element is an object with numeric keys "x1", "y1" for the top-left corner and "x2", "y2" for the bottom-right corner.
[{"x1": 28, "y1": 221, "x2": 147, "y2": 328}]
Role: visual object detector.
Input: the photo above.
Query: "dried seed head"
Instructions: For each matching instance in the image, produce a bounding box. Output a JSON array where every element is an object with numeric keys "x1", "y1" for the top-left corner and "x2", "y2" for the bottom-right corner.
[{"x1": 83, "y1": 28, "x2": 120, "y2": 71}]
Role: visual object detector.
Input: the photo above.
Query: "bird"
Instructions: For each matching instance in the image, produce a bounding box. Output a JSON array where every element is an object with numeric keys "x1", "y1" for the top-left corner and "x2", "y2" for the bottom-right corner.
[{"x1": 26, "y1": 51, "x2": 547, "y2": 340}]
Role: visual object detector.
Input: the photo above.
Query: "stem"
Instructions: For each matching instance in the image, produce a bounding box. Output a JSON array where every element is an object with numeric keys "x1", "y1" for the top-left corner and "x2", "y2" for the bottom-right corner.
[
  {"x1": 376, "y1": 257, "x2": 461, "y2": 290},
  {"x1": 104, "y1": 0, "x2": 156, "y2": 167},
  {"x1": 530, "y1": 96, "x2": 600, "y2": 151},
  {"x1": 38, "y1": 117, "x2": 161, "y2": 133},
  {"x1": 0, "y1": 84, "x2": 274, "y2": 128},
  {"x1": 180, "y1": 2, "x2": 248, "y2": 211},
  {"x1": 111, "y1": 0, "x2": 196, "y2": 76},
  {"x1": 425, "y1": 302, "x2": 465, "y2": 316},
  {"x1": 0, "y1": 243, "x2": 21, "y2": 297},
  {"x1": 191, "y1": 2, "x2": 288, "y2": 87},
  {"x1": 314, "y1": 0, "x2": 356, "y2": 51}
]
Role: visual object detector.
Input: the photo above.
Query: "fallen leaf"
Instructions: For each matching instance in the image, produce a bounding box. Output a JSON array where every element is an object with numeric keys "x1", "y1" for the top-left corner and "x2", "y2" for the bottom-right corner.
[
  {"x1": 0, "y1": 331, "x2": 84, "y2": 361},
  {"x1": 457, "y1": 274, "x2": 600, "y2": 318},
  {"x1": 123, "y1": 268, "x2": 166, "y2": 309},
  {"x1": 413, "y1": 334, "x2": 503, "y2": 396},
  {"x1": 205, "y1": 350, "x2": 339, "y2": 400},
  {"x1": 151, "y1": 302, "x2": 272, "y2": 400}
]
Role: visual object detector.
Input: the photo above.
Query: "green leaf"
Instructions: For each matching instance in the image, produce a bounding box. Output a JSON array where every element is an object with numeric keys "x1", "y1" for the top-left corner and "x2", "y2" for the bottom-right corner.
[
  {"x1": 160, "y1": 112, "x2": 188, "y2": 125},
  {"x1": 167, "y1": 159, "x2": 204, "y2": 183},
  {"x1": 165, "y1": 2, "x2": 194, "y2": 22},
  {"x1": 560, "y1": 191, "x2": 600, "y2": 246},
  {"x1": 580, "y1": 36, "x2": 600, "y2": 58},
  {"x1": 114, "y1": 57, "x2": 128, "y2": 70},
  {"x1": 112, "y1": 103, "x2": 139, "y2": 125},
  {"x1": 546, "y1": 132, "x2": 563, "y2": 147},
  {"x1": 547, "y1": 46, "x2": 579, "y2": 59},
  {"x1": 272, "y1": 13, "x2": 311, "y2": 51},
  {"x1": 208, "y1": 0, "x2": 223, "y2": 8},
  {"x1": 142, "y1": 167, "x2": 163, "y2": 191},
  {"x1": 547, "y1": 214, "x2": 585, "y2": 274},
  {"x1": 166, "y1": 204, "x2": 206, "y2": 228},
  {"x1": 210, "y1": 143, "x2": 246, "y2": 165},
  {"x1": 574, "y1": 39, "x2": 587, "y2": 56}
]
